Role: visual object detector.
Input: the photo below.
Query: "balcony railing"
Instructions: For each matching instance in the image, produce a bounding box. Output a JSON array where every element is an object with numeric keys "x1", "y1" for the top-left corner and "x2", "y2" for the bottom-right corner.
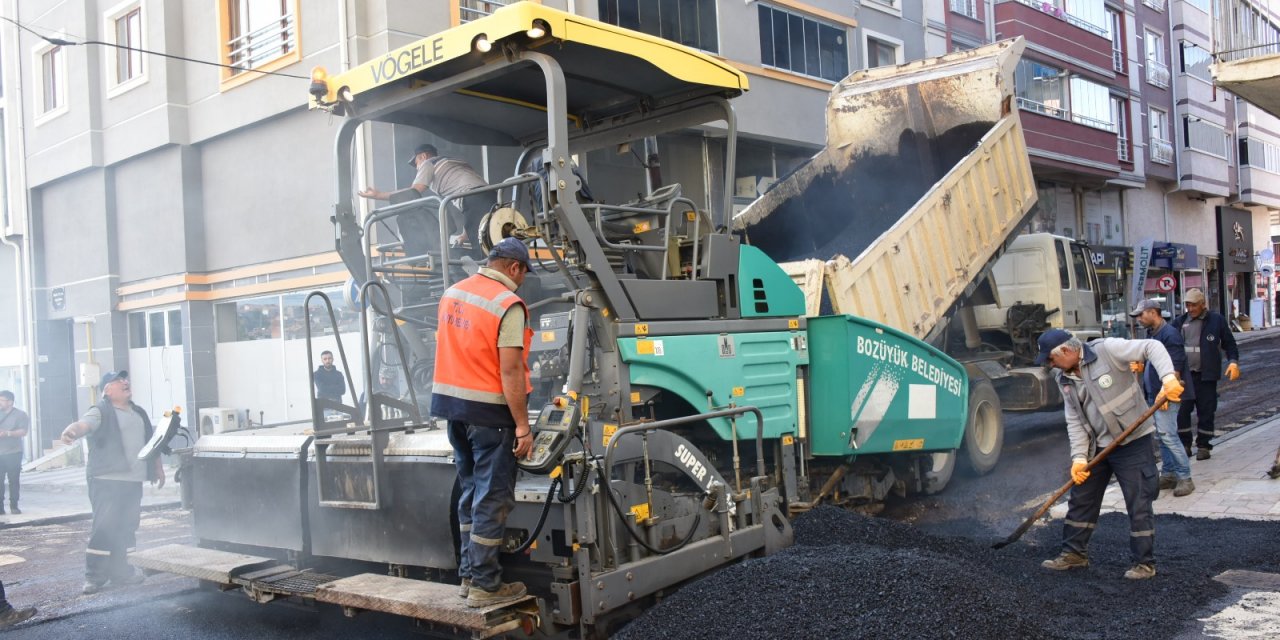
[
  {"x1": 226, "y1": 13, "x2": 296, "y2": 73},
  {"x1": 1213, "y1": 0, "x2": 1280, "y2": 63},
  {"x1": 1118, "y1": 136, "x2": 1131, "y2": 162},
  {"x1": 1151, "y1": 138, "x2": 1174, "y2": 164},
  {"x1": 1142, "y1": 0, "x2": 1165, "y2": 11},
  {"x1": 460, "y1": 0, "x2": 509, "y2": 23},
  {"x1": 1146, "y1": 59, "x2": 1170, "y2": 88},
  {"x1": 1112, "y1": 48, "x2": 1125, "y2": 73},
  {"x1": 1017, "y1": 97, "x2": 1067, "y2": 120}
]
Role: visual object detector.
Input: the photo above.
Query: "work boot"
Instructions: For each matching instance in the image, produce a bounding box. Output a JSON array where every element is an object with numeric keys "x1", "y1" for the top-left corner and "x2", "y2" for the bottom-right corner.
[
  {"x1": 0, "y1": 606, "x2": 37, "y2": 629},
  {"x1": 458, "y1": 578, "x2": 471, "y2": 599},
  {"x1": 466, "y1": 581, "x2": 527, "y2": 608},
  {"x1": 81, "y1": 580, "x2": 107, "y2": 595},
  {"x1": 1041, "y1": 552, "x2": 1089, "y2": 571},
  {"x1": 1196, "y1": 448, "x2": 1212, "y2": 461},
  {"x1": 8, "y1": 505, "x2": 19, "y2": 515},
  {"x1": 1158, "y1": 475, "x2": 1177, "y2": 491},
  {"x1": 1124, "y1": 563, "x2": 1156, "y2": 580},
  {"x1": 1173, "y1": 478, "x2": 1196, "y2": 497}
]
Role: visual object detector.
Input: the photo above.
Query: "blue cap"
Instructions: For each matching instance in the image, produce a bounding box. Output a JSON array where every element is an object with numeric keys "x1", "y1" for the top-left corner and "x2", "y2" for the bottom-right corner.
[
  {"x1": 487, "y1": 237, "x2": 533, "y2": 272},
  {"x1": 1033, "y1": 329, "x2": 1072, "y2": 366},
  {"x1": 100, "y1": 370, "x2": 129, "y2": 389}
]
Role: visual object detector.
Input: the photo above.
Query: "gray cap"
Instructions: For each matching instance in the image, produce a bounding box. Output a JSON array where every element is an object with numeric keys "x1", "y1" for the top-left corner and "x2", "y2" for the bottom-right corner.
[
  {"x1": 99, "y1": 370, "x2": 128, "y2": 389},
  {"x1": 1128, "y1": 299, "x2": 1162, "y2": 317}
]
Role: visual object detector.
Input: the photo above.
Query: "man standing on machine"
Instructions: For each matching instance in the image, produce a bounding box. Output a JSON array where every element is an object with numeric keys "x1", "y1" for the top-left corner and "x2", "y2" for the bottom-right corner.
[{"x1": 431, "y1": 237, "x2": 535, "y2": 607}]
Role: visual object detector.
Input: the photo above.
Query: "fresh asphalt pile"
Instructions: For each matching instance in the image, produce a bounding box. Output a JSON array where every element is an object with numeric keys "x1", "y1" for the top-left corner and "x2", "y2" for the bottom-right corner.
[{"x1": 616, "y1": 506, "x2": 1280, "y2": 639}]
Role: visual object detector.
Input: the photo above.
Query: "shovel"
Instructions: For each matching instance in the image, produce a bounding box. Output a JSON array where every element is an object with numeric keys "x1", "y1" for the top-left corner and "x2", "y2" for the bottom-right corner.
[{"x1": 993, "y1": 392, "x2": 1167, "y2": 550}]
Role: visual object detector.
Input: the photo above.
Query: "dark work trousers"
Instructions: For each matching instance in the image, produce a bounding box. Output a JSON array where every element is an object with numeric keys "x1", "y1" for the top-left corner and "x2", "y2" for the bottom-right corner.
[
  {"x1": 85, "y1": 478, "x2": 143, "y2": 584},
  {"x1": 1176, "y1": 372, "x2": 1219, "y2": 451},
  {"x1": 0, "y1": 452, "x2": 21, "y2": 508},
  {"x1": 0, "y1": 579, "x2": 11, "y2": 613},
  {"x1": 1061, "y1": 434, "x2": 1158, "y2": 566},
  {"x1": 399, "y1": 192, "x2": 496, "y2": 262},
  {"x1": 447, "y1": 420, "x2": 516, "y2": 592}
]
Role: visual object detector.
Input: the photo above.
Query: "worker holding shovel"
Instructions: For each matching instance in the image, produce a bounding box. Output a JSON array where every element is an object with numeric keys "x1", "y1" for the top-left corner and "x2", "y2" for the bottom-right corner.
[{"x1": 1033, "y1": 329, "x2": 1183, "y2": 580}]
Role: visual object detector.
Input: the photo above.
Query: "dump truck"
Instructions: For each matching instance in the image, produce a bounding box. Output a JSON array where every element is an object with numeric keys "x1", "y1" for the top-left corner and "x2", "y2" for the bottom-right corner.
[
  {"x1": 736, "y1": 41, "x2": 1102, "y2": 477},
  {"x1": 132, "y1": 5, "x2": 1030, "y2": 638}
]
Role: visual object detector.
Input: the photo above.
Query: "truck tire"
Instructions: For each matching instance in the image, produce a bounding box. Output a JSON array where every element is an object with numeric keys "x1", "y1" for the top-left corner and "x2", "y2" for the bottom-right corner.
[
  {"x1": 961, "y1": 379, "x2": 1003, "y2": 475},
  {"x1": 922, "y1": 450, "x2": 956, "y2": 495}
]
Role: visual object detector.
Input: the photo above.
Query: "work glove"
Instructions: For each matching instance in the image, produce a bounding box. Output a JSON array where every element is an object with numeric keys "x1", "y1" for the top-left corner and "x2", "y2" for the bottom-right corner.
[
  {"x1": 1160, "y1": 374, "x2": 1184, "y2": 404},
  {"x1": 1071, "y1": 460, "x2": 1090, "y2": 485},
  {"x1": 1129, "y1": 362, "x2": 1145, "y2": 374},
  {"x1": 1226, "y1": 362, "x2": 1240, "y2": 381}
]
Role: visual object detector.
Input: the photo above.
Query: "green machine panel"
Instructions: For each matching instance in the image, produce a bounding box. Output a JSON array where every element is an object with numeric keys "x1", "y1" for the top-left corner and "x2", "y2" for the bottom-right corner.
[
  {"x1": 807, "y1": 315, "x2": 968, "y2": 457},
  {"x1": 739, "y1": 244, "x2": 807, "y2": 318},
  {"x1": 619, "y1": 330, "x2": 808, "y2": 440}
]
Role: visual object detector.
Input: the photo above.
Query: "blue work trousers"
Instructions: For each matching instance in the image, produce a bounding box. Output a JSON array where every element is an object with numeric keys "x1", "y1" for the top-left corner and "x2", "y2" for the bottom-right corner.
[
  {"x1": 1061, "y1": 434, "x2": 1158, "y2": 566},
  {"x1": 1153, "y1": 402, "x2": 1190, "y2": 480},
  {"x1": 448, "y1": 420, "x2": 516, "y2": 591}
]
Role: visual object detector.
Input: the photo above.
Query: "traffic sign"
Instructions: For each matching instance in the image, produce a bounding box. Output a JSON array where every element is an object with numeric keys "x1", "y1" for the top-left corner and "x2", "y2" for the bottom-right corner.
[{"x1": 1156, "y1": 274, "x2": 1176, "y2": 292}]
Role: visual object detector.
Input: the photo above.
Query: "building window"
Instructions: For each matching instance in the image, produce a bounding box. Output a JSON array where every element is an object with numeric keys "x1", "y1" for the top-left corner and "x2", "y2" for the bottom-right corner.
[
  {"x1": 1238, "y1": 138, "x2": 1280, "y2": 172},
  {"x1": 757, "y1": 5, "x2": 848, "y2": 81},
  {"x1": 1107, "y1": 8, "x2": 1124, "y2": 73},
  {"x1": 1179, "y1": 41, "x2": 1213, "y2": 83},
  {"x1": 1013, "y1": 0, "x2": 1107, "y2": 37},
  {"x1": 1182, "y1": 116, "x2": 1227, "y2": 157},
  {"x1": 35, "y1": 43, "x2": 67, "y2": 119},
  {"x1": 1112, "y1": 95, "x2": 1130, "y2": 161},
  {"x1": 460, "y1": 0, "x2": 510, "y2": 23},
  {"x1": 105, "y1": 2, "x2": 146, "y2": 94},
  {"x1": 865, "y1": 35, "x2": 900, "y2": 69},
  {"x1": 216, "y1": 290, "x2": 361, "y2": 343},
  {"x1": 1014, "y1": 59, "x2": 1067, "y2": 118},
  {"x1": 129, "y1": 309, "x2": 182, "y2": 348},
  {"x1": 599, "y1": 0, "x2": 719, "y2": 53},
  {"x1": 220, "y1": 0, "x2": 300, "y2": 85},
  {"x1": 950, "y1": 0, "x2": 978, "y2": 19},
  {"x1": 1069, "y1": 77, "x2": 1114, "y2": 131},
  {"x1": 1145, "y1": 30, "x2": 1169, "y2": 88},
  {"x1": 1150, "y1": 107, "x2": 1173, "y2": 164}
]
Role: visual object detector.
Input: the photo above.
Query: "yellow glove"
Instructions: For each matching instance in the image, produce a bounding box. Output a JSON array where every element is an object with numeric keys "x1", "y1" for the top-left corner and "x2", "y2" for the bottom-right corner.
[
  {"x1": 1160, "y1": 375, "x2": 1184, "y2": 404},
  {"x1": 1071, "y1": 460, "x2": 1090, "y2": 485},
  {"x1": 1129, "y1": 362, "x2": 1145, "y2": 374},
  {"x1": 1226, "y1": 362, "x2": 1240, "y2": 381}
]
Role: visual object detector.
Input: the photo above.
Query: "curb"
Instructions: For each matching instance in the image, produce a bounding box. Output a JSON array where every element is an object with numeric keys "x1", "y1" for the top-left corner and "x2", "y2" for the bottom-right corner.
[
  {"x1": 0, "y1": 501, "x2": 183, "y2": 531},
  {"x1": 1212, "y1": 414, "x2": 1280, "y2": 448}
]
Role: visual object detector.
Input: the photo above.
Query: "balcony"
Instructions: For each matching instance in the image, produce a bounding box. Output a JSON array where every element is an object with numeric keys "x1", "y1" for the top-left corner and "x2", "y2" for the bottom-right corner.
[
  {"x1": 1151, "y1": 138, "x2": 1174, "y2": 164},
  {"x1": 1211, "y1": 0, "x2": 1280, "y2": 119},
  {"x1": 996, "y1": 1, "x2": 1113, "y2": 71},
  {"x1": 1118, "y1": 136, "x2": 1131, "y2": 162},
  {"x1": 1142, "y1": 0, "x2": 1165, "y2": 11},
  {"x1": 1146, "y1": 59, "x2": 1170, "y2": 88}
]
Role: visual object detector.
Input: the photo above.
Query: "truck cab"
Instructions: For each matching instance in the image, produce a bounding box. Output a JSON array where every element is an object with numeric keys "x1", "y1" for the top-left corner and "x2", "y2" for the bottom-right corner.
[{"x1": 974, "y1": 233, "x2": 1104, "y2": 358}]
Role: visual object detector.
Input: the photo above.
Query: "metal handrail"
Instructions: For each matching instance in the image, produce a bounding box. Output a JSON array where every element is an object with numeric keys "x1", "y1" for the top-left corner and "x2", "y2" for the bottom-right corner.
[
  {"x1": 1146, "y1": 59, "x2": 1170, "y2": 88},
  {"x1": 603, "y1": 406, "x2": 767, "y2": 488},
  {"x1": 226, "y1": 14, "x2": 296, "y2": 69},
  {"x1": 1151, "y1": 138, "x2": 1174, "y2": 164},
  {"x1": 302, "y1": 291, "x2": 361, "y2": 429},
  {"x1": 436, "y1": 173, "x2": 544, "y2": 290},
  {"x1": 357, "y1": 281, "x2": 424, "y2": 430}
]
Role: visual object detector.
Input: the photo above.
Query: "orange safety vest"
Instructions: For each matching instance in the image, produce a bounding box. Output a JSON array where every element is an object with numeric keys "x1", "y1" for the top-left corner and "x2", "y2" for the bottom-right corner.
[{"x1": 430, "y1": 273, "x2": 532, "y2": 427}]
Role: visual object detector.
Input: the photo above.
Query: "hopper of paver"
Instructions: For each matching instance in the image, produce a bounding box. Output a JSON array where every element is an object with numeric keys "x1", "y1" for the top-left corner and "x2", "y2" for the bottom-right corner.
[{"x1": 734, "y1": 38, "x2": 1037, "y2": 342}]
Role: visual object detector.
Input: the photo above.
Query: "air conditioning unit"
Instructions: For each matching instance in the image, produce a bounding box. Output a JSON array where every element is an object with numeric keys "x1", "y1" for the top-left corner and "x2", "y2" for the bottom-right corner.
[{"x1": 198, "y1": 408, "x2": 244, "y2": 437}]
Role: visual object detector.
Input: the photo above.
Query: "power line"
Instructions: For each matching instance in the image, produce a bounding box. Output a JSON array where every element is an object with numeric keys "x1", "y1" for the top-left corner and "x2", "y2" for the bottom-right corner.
[{"x1": 0, "y1": 15, "x2": 309, "y2": 81}]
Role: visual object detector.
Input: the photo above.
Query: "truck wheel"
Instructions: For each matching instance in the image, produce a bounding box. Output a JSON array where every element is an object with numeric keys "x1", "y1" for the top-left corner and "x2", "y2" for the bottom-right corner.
[
  {"x1": 962, "y1": 379, "x2": 1003, "y2": 475},
  {"x1": 922, "y1": 450, "x2": 956, "y2": 495}
]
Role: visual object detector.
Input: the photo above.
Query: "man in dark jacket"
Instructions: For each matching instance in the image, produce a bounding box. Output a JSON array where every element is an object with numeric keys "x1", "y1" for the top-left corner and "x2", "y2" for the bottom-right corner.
[
  {"x1": 1130, "y1": 299, "x2": 1193, "y2": 496},
  {"x1": 59, "y1": 371, "x2": 164, "y2": 594},
  {"x1": 1171, "y1": 288, "x2": 1240, "y2": 460},
  {"x1": 313, "y1": 350, "x2": 346, "y2": 403}
]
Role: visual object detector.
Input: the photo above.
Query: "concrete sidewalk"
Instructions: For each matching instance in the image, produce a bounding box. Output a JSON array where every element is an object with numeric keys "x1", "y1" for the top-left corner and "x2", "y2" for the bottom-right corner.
[
  {"x1": 1050, "y1": 415, "x2": 1280, "y2": 520},
  {"x1": 0, "y1": 464, "x2": 181, "y2": 529}
]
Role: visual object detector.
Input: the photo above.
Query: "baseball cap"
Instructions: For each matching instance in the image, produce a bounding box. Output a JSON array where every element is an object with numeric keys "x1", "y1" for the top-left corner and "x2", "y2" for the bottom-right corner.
[
  {"x1": 1033, "y1": 329, "x2": 1073, "y2": 366},
  {"x1": 1128, "y1": 299, "x2": 1162, "y2": 317},
  {"x1": 488, "y1": 237, "x2": 533, "y2": 272},
  {"x1": 100, "y1": 370, "x2": 129, "y2": 389},
  {"x1": 406, "y1": 143, "x2": 437, "y2": 166}
]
